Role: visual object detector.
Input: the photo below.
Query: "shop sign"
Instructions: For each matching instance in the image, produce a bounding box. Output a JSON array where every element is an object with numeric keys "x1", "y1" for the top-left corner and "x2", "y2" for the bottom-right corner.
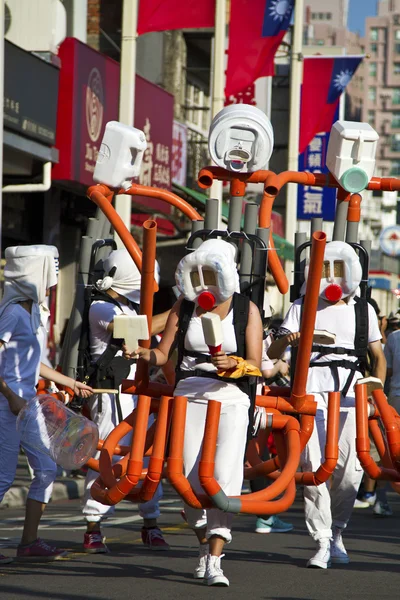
[
  {"x1": 171, "y1": 121, "x2": 188, "y2": 186},
  {"x1": 4, "y1": 40, "x2": 59, "y2": 146}
]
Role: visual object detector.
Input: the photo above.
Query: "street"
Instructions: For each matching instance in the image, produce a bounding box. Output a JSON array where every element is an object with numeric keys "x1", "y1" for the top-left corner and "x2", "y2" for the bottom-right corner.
[{"x1": 0, "y1": 485, "x2": 399, "y2": 600}]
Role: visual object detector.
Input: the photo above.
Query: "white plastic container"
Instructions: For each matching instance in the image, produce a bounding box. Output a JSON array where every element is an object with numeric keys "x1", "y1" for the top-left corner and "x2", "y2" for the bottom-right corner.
[
  {"x1": 16, "y1": 395, "x2": 99, "y2": 470},
  {"x1": 93, "y1": 121, "x2": 147, "y2": 189},
  {"x1": 326, "y1": 120, "x2": 379, "y2": 193},
  {"x1": 208, "y1": 104, "x2": 274, "y2": 173}
]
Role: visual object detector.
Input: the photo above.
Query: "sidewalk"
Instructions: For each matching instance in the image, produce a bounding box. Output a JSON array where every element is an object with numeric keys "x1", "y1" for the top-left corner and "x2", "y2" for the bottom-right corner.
[{"x1": 0, "y1": 452, "x2": 85, "y2": 510}]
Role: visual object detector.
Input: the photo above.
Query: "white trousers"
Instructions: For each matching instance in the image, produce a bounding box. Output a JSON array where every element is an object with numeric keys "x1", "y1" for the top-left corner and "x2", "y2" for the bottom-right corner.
[
  {"x1": 183, "y1": 399, "x2": 249, "y2": 543},
  {"x1": 301, "y1": 392, "x2": 363, "y2": 541},
  {"x1": 82, "y1": 393, "x2": 162, "y2": 523},
  {"x1": 0, "y1": 405, "x2": 57, "y2": 504}
]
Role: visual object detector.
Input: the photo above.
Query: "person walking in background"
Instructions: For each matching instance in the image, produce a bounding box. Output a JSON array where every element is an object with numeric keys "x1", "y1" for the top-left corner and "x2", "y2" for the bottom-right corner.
[{"x1": 0, "y1": 245, "x2": 93, "y2": 564}]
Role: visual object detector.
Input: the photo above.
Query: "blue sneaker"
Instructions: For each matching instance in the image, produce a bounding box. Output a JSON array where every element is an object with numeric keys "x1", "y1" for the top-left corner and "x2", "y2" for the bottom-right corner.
[{"x1": 255, "y1": 516, "x2": 294, "y2": 533}]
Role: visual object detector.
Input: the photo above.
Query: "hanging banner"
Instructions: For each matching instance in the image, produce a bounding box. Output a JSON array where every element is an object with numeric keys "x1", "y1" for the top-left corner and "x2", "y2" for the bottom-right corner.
[{"x1": 297, "y1": 107, "x2": 339, "y2": 221}]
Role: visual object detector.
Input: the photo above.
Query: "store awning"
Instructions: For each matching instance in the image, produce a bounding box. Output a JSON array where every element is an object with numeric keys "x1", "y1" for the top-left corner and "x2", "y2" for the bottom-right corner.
[{"x1": 173, "y1": 183, "x2": 294, "y2": 261}]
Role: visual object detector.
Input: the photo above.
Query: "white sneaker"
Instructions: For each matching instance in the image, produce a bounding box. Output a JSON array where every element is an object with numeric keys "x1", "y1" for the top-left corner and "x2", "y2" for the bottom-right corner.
[
  {"x1": 307, "y1": 539, "x2": 331, "y2": 569},
  {"x1": 194, "y1": 544, "x2": 208, "y2": 579},
  {"x1": 330, "y1": 527, "x2": 350, "y2": 564},
  {"x1": 205, "y1": 554, "x2": 229, "y2": 586}
]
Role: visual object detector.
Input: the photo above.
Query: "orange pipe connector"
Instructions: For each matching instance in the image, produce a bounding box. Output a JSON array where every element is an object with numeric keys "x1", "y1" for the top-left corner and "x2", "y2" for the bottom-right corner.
[{"x1": 291, "y1": 231, "x2": 327, "y2": 410}]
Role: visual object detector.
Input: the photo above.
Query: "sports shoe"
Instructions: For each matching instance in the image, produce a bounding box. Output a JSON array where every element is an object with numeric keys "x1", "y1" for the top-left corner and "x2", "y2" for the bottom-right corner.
[
  {"x1": 373, "y1": 500, "x2": 393, "y2": 517},
  {"x1": 0, "y1": 553, "x2": 13, "y2": 565},
  {"x1": 83, "y1": 532, "x2": 109, "y2": 554},
  {"x1": 361, "y1": 492, "x2": 377, "y2": 505},
  {"x1": 205, "y1": 554, "x2": 229, "y2": 587},
  {"x1": 330, "y1": 527, "x2": 349, "y2": 564},
  {"x1": 194, "y1": 543, "x2": 208, "y2": 579},
  {"x1": 141, "y1": 527, "x2": 169, "y2": 551},
  {"x1": 255, "y1": 515, "x2": 294, "y2": 533},
  {"x1": 353, "y1": 498, "x2": 370, "y2": 509},
  {"x1": 307, "y1": 539, "x2": 331, "y2": 569},
  {"x1": 16, "y1": 538, "x2": 68, "y2": 562}
]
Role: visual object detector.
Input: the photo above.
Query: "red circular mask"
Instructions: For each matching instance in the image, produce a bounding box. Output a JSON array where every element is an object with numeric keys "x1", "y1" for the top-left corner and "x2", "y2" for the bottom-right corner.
[
  {"x1": 198, "y1": 291, "x2": 216, "y2": 311},
  {"x1": 325, "y1": 284, "x2": 342, "y2": 302}
]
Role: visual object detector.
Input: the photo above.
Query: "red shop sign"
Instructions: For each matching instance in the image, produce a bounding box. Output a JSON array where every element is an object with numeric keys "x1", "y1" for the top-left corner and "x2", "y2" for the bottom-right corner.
[{"x1": 53, "y1": 37, "x2": 174, "y2": 217}]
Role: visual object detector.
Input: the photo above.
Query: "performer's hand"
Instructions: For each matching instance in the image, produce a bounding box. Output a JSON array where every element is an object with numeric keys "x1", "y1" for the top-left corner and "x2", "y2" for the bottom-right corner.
[
  {"x1": 73, "y1": 381, "x2": 94, "y2": 398},
  {"x1": 211, "y1": 351, "x2": 237, "y2": 371},
  {"x1": 286, "y1": 332, "x2": 301, "y2": 347}
]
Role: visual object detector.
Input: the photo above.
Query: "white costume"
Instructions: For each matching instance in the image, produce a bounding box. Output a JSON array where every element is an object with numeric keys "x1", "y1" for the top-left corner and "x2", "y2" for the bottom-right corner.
[
  {"x1": 82, "y1": 250, "x2": 162, "y2": 523},
  {"x1": 280, "y1": 241, "x2": 381, "y2": 544},
  {"x1": 174, "y1": 240, "x2": 250, "y2": 543},
  {"x1": 0, "y1": 245, "x2": 59, "y2": 504}
]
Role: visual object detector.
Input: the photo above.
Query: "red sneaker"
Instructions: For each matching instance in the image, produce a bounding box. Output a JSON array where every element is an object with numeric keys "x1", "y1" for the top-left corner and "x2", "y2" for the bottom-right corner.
[
  {"x1": 0, "y1": 553, "x2": 13, "y2": 565},
  {"x1": 141, "y1": 527, "x2": 169, "y2": 551},
  {"x1": 83, "y1": 532, "x2": 109, "y2": 554},
  {"x1": 16, "y1": 538, "x2": 68, "y2": 562}
]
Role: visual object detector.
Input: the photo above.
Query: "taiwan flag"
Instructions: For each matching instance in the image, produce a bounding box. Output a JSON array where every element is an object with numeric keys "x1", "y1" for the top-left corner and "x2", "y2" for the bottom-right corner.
[
  {"x1": 138, "y1": 0, "x2": 215, "y2": 35},
  {"x1": 225, "y1": 0, "x2": 294, "y2": 98},
  {"x1": 299, "y1": 55, "x2": 364, "y2": 154}
]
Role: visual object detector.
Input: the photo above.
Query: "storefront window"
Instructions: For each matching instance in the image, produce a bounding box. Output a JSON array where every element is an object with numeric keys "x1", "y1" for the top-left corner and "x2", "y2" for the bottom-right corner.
[
  {"x1": 370, "y1": 43, "x2": 378, "y2": 54},
  {"x1": 390, "y1": 161, "x2": 400, "y2": 175},
  {"x1": 393, "y1": 89, "x2": 400, "y2": 104},
  {"x1": 394, "y1": 62, "x2": 400, "y2": 74},
  {"x1": 391, "y1": 134, "x2": 400, "y2": 152},
  {"x1": 370, "y1": 28, "x2": 378, "y2": 41},
  {"x1": 368, "y1": 87, "x2": 376, "y2": 102},
  {"x1": 369, "y1": 62, "x2": 377, "y2": 77},
  {"x1": 392, "y1": 111, "x2": 400, "y2": 128}
]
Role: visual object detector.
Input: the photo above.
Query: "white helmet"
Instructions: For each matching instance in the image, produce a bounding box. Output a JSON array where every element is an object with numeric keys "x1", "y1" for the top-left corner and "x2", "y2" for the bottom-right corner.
[
  {"x1": 175, "y1": 239, "x2": 240, "y2": 310},
  {"x1": 303, "y1": 241, "x2": 362, "y2": 302}
]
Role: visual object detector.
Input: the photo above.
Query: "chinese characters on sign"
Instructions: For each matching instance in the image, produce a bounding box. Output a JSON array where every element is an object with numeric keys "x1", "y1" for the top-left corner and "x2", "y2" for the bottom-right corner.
[
  {"x1": 297, "y1": 109, "x2": 339, "y2": 222},
  {"x1": 172, "y1": 121, "x2": 188, "y2": 186}
]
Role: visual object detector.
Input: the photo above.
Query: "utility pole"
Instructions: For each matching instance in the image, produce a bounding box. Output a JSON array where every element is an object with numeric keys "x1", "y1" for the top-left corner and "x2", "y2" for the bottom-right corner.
[
  {"x1": 115, "y1": 0, "x2": 138, "y2": 248},
  {"x1": 283, "y1": 0, "x2": 304, "y2": 313}
]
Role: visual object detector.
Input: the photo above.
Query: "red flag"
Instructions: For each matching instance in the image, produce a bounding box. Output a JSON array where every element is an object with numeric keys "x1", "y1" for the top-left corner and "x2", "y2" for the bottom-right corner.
[
  {"x1": 138, "y1": 0, "x2": 215, "y2": 35},
  {"x1": 299, "y1": 56, "x2": 363, "y2": 154},
  {"x1": 226, "y1": 0, "x2": 294, "y2": 98}
]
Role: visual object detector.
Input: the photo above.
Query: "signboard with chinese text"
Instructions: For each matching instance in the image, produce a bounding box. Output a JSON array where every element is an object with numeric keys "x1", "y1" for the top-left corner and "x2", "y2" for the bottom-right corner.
[
  {"x1": 297, "y1": 105, "x2": 339, "y2": 221},
  {"x1": 172, "y1": 121, "x2": 188, "y2": 186},
  {"x1": 297, "y1": 130, "x2": 337, "y2": 221},
  {"x1": 4, "y1": 40, "x2": 59, "y2": 146},
  {"x1": 53, "y1": 37, "x2": 174, "y2": 212}
]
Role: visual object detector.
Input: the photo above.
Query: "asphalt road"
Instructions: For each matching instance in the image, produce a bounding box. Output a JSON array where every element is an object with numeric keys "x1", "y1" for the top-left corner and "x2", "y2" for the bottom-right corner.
[{"x1": 0, "y1": 485, "x2": 399, "y2": 600}]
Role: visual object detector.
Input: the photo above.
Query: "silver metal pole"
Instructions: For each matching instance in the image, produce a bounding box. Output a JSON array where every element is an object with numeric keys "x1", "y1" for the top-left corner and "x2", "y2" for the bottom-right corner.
[
  {"x1": 239, "y1": 203, "x2": 258, "y2": 289},
  {"x1": 228, "y1": 196, "x2": 243, "y2": 233},
  {"x1": 205, "y1": 198, "x2": 220, "y2": 230},
  {"x1": 311, "y1": 217, "x2": 323, "y2": 236},
  {"x1": 191, "y1": 220, "x2": 204, "y2": 249},
  {"x1": 332, "y1": 195, "x2": 348, "y2": 241},
  {"x1": 345, "y1": 221, "x2": 359, "y2": 244}
]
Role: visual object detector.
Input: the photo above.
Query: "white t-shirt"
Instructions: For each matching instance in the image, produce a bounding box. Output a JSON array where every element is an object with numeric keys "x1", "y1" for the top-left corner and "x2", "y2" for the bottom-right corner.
[
  {"x1": 384, "y1": 329, "x2": 400, "y2": 396},
  {"x1": 0, "y1": 303, "x2": 46, "y2": 403},
  {"x1": 175, "y1": 308, "x2": 250, "y2": 406},
  {"x1": 279, "y1": 297, "x2": 381, "y2": 396},
  {"x1": 89, "y1": 300, "x2": 138, "y2": 380}
]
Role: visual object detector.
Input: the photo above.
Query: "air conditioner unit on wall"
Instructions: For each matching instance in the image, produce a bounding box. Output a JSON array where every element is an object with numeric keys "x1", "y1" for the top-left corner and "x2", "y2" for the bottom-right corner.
[{"x1": 5, "y1": 0, "x2": 66, "y2": 54}]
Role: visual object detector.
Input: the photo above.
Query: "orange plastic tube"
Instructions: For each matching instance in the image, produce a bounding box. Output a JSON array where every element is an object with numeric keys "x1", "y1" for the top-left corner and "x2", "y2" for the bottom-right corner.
[
  {"x1": 256, "y1": 393, "x2": 317, "y2": 416},
  {"x1": 347, "y1": 193, "x2": 362, "y2": 222},
  {"x1": 166, "y1": 395, "x2": 212, "y2": 509},
  {"x1": 296, "y1": 391, "x2": 340, "y2": 485},
  {"x1": 372, "y1": 389, "x2": 400, "y2": 471},
  {"x1": 87, "y1": 185, "x2": 145, "y2": 278},
  {"x1": 121, "y1": 380, "x2": 174, "y2": 398},
  {"x1": 355, "y1": 384, "x2": 400, "y2": 481},
  {"x1": 198, "y1": 401, "x2": 300, "y2": 512},
  {"x1": 139, "y1": 395, "x2": 173, "y2": 502},
  {"x1": 369, "y1": 418, "x2": 400, "y2": 492},
  {"x1": 291, "y1": 231, "x2": 327, "y2": 410},
  {"x1": 126, "y1": 183, "x2": 203, "y2": 221}
]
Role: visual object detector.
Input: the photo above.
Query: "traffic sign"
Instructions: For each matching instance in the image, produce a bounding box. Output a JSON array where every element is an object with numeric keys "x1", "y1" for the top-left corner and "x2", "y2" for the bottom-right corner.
[{"x1": 379, "y1": 225, "x2": 400, "y2": 257}]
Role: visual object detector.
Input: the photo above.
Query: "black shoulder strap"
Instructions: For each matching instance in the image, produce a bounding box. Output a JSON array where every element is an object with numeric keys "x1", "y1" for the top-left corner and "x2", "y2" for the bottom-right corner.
[
  {"x1": 354, "y1": 295, "x2": 369, "y2": 369},
  {"x1": 232, "y1": 292, "x2": 250, "y2": 358},
  {"x1": 176, "y1": 299, "x2": 195, "y2": 370}
]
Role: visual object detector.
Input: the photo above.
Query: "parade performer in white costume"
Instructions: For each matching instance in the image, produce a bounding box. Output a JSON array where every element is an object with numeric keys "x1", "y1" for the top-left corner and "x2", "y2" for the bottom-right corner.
[
  {"x1": 82, "y1": 249, "x2": 170, "y2": 553},
  {"x1": 132, "y1": 239, "x2": 263, "y2": 587},
  {"x1": 0, "y1": 245, "x2": 92, "y2": 563},
  {"x1": 268, "y1": 241, "x2": 386, "y2": 569}
]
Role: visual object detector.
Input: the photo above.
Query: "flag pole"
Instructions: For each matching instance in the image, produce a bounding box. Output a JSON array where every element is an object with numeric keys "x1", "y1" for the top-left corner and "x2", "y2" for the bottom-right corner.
[
  {"x1": 283, "y1": 0, "x2": 304, "y2": 313},
  {"x1": 115, "y1": 0, "x2": 139, "y2": 248},
  {"x1": 209, "y1": 0, "x2": 227, "y2": 228}
]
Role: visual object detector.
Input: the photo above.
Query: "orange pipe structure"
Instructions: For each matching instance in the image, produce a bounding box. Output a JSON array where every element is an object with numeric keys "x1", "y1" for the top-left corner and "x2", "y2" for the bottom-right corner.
[
  {"x1": 126, "y1": 183, "x2": 202, "y2": 221},
  {"x1": 355, "y1": 384, "x2": 400, "y2": 481},
  {"x1": 347, "y1": 193, "x2": 362, "y2": 223},
  {"x1": 291, "y1": 231, "x2": 327, "y2": 410},
  {"x1": 371, "y1": 389, "x2": 400, "y2": 471},
  {"x1": 198, "y1": 400, "x2": 300, "y2": 513}
]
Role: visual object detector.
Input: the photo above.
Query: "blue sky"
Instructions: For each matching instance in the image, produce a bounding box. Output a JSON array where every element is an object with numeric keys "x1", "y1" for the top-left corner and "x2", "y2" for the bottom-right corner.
[{"x1": 348, "y1": 0, "x2": 378, "y2": 35}]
